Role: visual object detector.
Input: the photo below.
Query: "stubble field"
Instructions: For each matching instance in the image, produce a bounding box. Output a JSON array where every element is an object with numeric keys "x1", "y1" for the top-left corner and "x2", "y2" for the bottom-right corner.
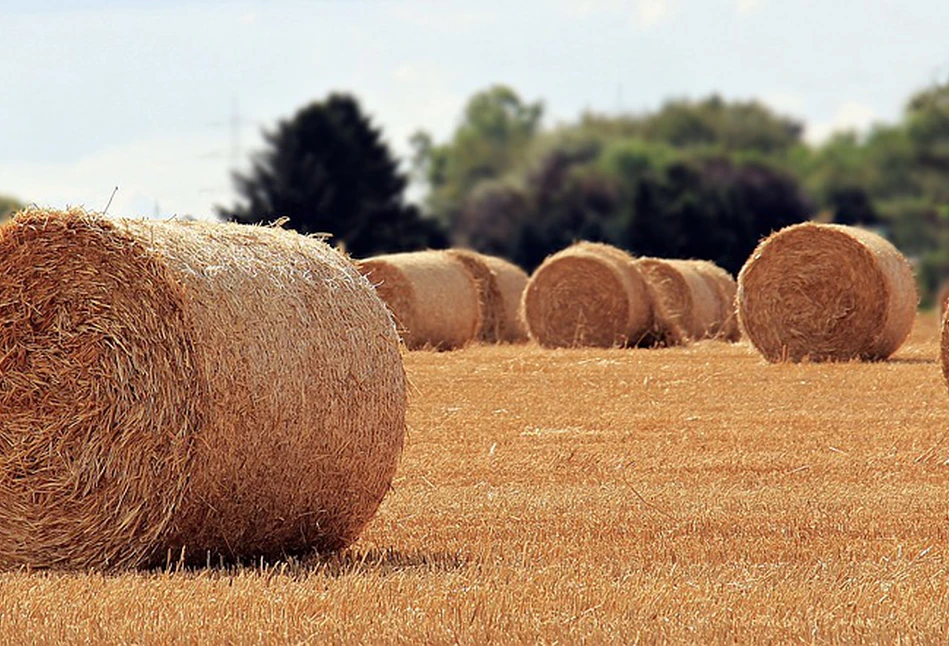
[{"x1": 2, "y1": 314, "x2": 949, "y2": 643}]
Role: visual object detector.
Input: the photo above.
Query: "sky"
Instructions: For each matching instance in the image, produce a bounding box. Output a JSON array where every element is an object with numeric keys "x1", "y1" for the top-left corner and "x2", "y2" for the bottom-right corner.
[{"x1": 2, "y1": 0, "x2": 948, "y2": 219}]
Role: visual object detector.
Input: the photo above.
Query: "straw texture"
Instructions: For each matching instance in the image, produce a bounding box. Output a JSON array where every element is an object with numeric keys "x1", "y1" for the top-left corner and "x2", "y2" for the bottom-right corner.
[
  {"x1": 738, "y1": 222, "x2": 917, "y2": 362},
  {"x1": 0, "y1": 209, "x2": 406, "y2": 569},
  {"x1": 635, "y1": 258, "x2": 722, "y2": 341},
  {"x1": 446, "y1": 250, "x2": 528, "y2": 344},
  {"x1": 690, "y1": 260, "x2": 740, "y2": 341},
  {"x1": 481, "y1": 254, "x2": 529, "y2": 343},
  {"x1": 358, "y1": 251, "x2": 481, "y2": 350}
]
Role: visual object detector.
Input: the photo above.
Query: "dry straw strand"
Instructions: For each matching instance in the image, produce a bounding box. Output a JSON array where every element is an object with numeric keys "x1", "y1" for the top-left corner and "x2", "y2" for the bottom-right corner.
[
  {"x1": 0, "y1": 208, "x2": 406, "y2": 569},
  {"x1": 358, "y1": 251, "x2": 481, "y2": 350},
  {"x1": 738, "y1": 222, "x2": 917, "y2": 362}
]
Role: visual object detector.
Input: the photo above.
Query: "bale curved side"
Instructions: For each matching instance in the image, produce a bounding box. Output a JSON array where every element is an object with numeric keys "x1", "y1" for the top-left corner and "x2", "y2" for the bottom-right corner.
[
  {"x1": 635, "y1": 259, "x2": 698, "y2": 340},
  {"x1": 0, "y1": 209, "x2": 407, "y2": 569},
  {"x1": 738, "y1": 222, "x2": 917, "y2": 362},
  {"x1": 481, "y1": 254, "x2": 529, "y2": 343},
  {"x1": 359, "y1": 251, "x2": 481, "y2": 350},
  {"x1": 690, "y1": 260, "x2": 740, "y2": 341},
  {"x1": 445, "y1": 249, "x2": 505, "y2": 343}
]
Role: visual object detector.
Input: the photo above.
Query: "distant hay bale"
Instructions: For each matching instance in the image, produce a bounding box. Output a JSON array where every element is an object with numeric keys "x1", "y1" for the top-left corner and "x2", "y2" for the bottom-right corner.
[
  {"x1": 358, "y1": 251, "x2": 481, "y2": 350},
  {"x1": 636, "y1": 258, "x2": 722, "y2": 341},
  {"x1": 688, "y1": 260, "x2": 740, "y2": 342},
  {"x1": 738, "y1": 222, "x2": 917, "y2": 362},
  {"x1": 481, "y1": 255, "x2": 529, "y2": 343},
  {"x1": 521, "y1": 242, "x2": 681, "y2": 348},
  {"x1": 0, "y1": 208, "x2": 406, "y2": 570},
  {"x1": 446, "y1": 250, "x2": 528, "y2": 343}
]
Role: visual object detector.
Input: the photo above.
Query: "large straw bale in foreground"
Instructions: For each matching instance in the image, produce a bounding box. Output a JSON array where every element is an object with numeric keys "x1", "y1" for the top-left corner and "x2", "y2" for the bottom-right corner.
[
  {"x1": 446, "y1": 249, "x2": 528, "y2": 343},
  {"x1": 738, "y1": 222, "x2": 917, "y2": 362},
  {"x1": 521, "y1": 242, "x2": 679, "y2": 348},
  {"x1": 358, "y1": 251, "x2": 481, "y2": 350},
  {"x1": 0, "y1": 209, "x2": 406, "y2": 569}
]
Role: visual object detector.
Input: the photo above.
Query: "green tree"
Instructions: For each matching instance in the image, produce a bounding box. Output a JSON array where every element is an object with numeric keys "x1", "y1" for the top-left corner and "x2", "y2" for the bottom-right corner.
[
  {"x1": 579, "y1": 95, "x2": 803, "y2": 156},
  {"x1": 627, "y1": 158, "x2": 812, "y2": 274},
  {"x1": 413, "y1": 85, "x2": 543, "y2": 228},
  {"x1": 218, "y1": 93, "x2": 445, "y2": 257}
]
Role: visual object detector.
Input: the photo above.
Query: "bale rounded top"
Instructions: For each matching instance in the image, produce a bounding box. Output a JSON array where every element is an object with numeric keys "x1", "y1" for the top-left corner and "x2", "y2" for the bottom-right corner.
[{"x1": 738, "y1": 222, "x2": 917, "y2": 362}]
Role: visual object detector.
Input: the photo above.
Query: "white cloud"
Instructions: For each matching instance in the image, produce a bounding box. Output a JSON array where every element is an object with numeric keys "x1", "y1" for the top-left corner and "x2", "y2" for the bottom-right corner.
[
  {"x1": 762, "y1": 92, "x2": 806, "y2": 115},
  {"x1": 0, "y1": 132, "x2": 247, "y2": 220},
  {"x1": 386, "y1": 5, "x2": 497, "y2": 32},
  {"x1": 736, "y1": 0, "x2": 763, "y2": 14},
  {"x1": 636, "y1": 0, "x2": 669, "y2": 29},
  {"x1": 557, "y1": 0, "x2": 671, "y2": 29},
  {"x1": 805, "y1": 102, "x2": 878, "y2": 144}
]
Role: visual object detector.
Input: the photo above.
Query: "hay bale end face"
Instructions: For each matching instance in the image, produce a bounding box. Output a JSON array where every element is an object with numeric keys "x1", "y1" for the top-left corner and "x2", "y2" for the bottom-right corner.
[
  {"x1": 738, "y1": 222, "x2": 917, "y2": 362},
  {"x1": 358, "y1": 251, "x2": 481, "y2": 350},
  {"x1": 521, "y1": 242, "x2": 662, "y2": 348},
  {"x1": 0, "y1": 209, "x2": 406, "y2": 569}
]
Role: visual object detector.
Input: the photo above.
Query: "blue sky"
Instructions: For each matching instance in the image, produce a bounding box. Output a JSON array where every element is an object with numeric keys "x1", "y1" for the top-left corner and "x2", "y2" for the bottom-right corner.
[{"x1": 2, "y1": 0, "x2": 948, "y2": 218}]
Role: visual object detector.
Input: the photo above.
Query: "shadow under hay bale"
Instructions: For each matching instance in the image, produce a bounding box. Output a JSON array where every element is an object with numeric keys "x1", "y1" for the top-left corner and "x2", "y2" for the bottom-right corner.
[
  {"x1": 357, "y1": 251, "x2": 481, "y2": 350},
  {"x1": 738, "y1": 222, "x2": 917, "y2": 362},
  {"x1": 0, "y1": 209, "x2": 406, "y2": 570},
  {"x1": 521, "y1": 242, "x2": 683, "y2": 349}
]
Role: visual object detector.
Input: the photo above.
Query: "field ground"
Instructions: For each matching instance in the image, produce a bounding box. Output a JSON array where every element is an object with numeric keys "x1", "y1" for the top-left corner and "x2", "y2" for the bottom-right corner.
[{"x1": 3, "y1": 315, "x2": 949, "y2": 643}]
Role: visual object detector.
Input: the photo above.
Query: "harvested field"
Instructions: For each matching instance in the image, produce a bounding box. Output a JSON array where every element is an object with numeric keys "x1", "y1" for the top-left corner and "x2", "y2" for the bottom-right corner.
[{"x1": 1, "y1": 315, "x2": 949, "y2": 642}]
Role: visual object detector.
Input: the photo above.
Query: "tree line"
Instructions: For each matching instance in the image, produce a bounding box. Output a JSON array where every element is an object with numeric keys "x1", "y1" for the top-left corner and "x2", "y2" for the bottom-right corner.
[
  {"x1": 7, "y1": 80, "x2": 949, "y2": 301},
  {"x1": 219, "y1": 81, "x2": 949, "y2": 302}
]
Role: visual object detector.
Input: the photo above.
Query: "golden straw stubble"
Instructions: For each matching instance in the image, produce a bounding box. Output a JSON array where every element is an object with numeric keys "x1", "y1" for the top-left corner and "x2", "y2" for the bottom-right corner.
[
  {"x1": 0, "y1": 209, "x2": 406, "y2": 569},
  {"x1": 738, "y1": 222, "x2": 917, "y2": 362}
]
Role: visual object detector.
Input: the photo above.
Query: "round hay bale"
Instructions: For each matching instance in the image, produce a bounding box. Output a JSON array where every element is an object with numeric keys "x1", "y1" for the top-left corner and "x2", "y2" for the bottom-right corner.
[
  {"x1": 445, "y1": 249, "x2": 505, "y2": 344},
  {"x1": 738, "y1": 222, "x2": 917, "y2": 362},
  {"x1": 572, "y1": 242, "x2": 685, "y2": 347},
  {"x1": 481, "y1": 254, "x2": 529, "y2": 343},
  {"x1": 687, "y1": 260, "x2": 740, "y2": 342},
  {"x1": 636, "y1": 258, "x2": 721, "y2": 341},
  {"x1": 445, "y1": 250, "x2": 528, "y2": 344},
  {"x1": 0, "y1": 209, "x2": 406, "y2": 569},
  {"x1": 358, "y1": 251, "x2": 481, "y2": 351},
  {"x1": 521, "y1": 242, "x2": 669, "y2": 348}
]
